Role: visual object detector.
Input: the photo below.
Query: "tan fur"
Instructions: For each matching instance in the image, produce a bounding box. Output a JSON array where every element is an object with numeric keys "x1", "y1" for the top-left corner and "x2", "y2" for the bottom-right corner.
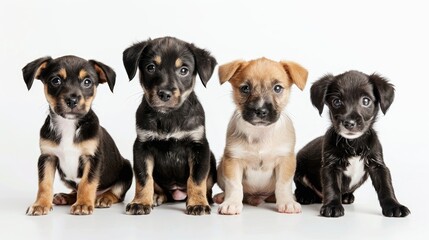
[
  {"x1": 130, "y1": 157, "x2": 154, "y2": 206},
  {"x1": 58, "y1": 68, "x2": 67, "y2": 79},
  {"x1": 95, "y1": 191, "x2": 120, "y2": 208},
  {"x1": 26, "y1": 159, "x2": 56, "y2": 215},
  {"x1": 93, "y1": 64, "x2": 107, "y2": 84},
  {"x1": 70, "y1": 159, "x2": 99, "y2": 215},
  {"x1": 154, "y1": 55, "x2": 162, "y2": 65},
  {"x1": 34, "y1": 62, "x2": 48, "y2": 80},
  {"x1": 40, "y1": 137, "x2": 99, "y2": 156},
  {"x1": 175, "y1": 58, "x2": 183, "y2": 68},
  {"x1": 79, "y1": 69, "x2": 88, "y2": 80},
  {"x1": 187, "y1": 178, "x2": 208, "y2": 206},
  {"x1": 217, "y1": 57, "x2": 307, "y2": 214}
]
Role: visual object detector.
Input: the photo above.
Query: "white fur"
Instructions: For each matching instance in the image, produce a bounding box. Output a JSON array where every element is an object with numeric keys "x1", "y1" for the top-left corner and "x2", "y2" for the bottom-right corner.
[
  {"x1": 136, "y1": 125, "x2": 205, "y2": 142},
  {"x1": 344, "y1": 156, "x2": 366, "y2": 189},
  {"x1": 339, "y1": 125, "x2": 364, "y2": 139},
  {"x1": 40, "y1": 115, "x2": 82, "y2": 184}
]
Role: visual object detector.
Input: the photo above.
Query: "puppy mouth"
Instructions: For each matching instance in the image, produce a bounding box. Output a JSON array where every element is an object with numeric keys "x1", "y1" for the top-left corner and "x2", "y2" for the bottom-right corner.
[
  {"x1": 338, "y1": 126, "x2": 364, "y2": 139},
  {"x1": 247, "y1": 119, "x2": 274, "y2": 126}
]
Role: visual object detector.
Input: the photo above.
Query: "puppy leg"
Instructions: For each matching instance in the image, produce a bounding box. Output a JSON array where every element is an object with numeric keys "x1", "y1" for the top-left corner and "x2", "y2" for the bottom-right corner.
[
  {"x1": 368, "y1": 163, "x2": 410, "y2": 217},
  {"x1": 186, "y1": 143, "x2": 211, "y2": 215},
  {"x1": 96, "y1": 159, "x2": 133, "y2": 208},
  {"x1": 217, "y1": 157, "x2": 244, "y2": 215},
  {"x1": 70, "y1": 157, "x2": 99, "y2": 215},
  {"x1": 53, "y1": 192, "x2": 77, "y2": 205},
  {"x1": 320, "y1": 164, "x2": 344, "y2": 217},
  {"x1": 275, "y1": 155, "x2": 301, "y2": 214},
  {"x1": 126, "y1": 142, "x2": 155, "y2": 215},
  {"x1": 294, "y1": 181, "x2": 322, "y2": 205},
  {"x1": 27, "y1": 155, "x2": 57, "y2": 216},
  {"x1": 153, "y1": 182, "x2": 167, "y2": 207},
  {"x1": 342, "y1": 192, "x2": 355, "y2": 204}
]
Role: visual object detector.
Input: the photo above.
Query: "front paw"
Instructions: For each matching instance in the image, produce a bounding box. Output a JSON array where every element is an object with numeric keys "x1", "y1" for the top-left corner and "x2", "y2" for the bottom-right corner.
[
  {"x1": 277, "y1": 201, "x2": 302, "y2": 214},
  {"x1": 70, "y1": 203, "x2": 94, "y2": 215},
  {"x1": 26, "y1": 204, "x2": 52, "y2": 216},
  {"x1": 320, "y1": 203, "x2": 344, "y2": 217},
  {"x1": 382, "y1": 203, "x2": 410, "y2": 217},
  {"x1": 125, "y1": 203, "x2": 152, "y2": 215},
  {"x1": 186, "y1": 205, "x2": 211, "y2": 215},
  {"x1": 218, "y1": 201, "x2": 243, "y2": 215}
]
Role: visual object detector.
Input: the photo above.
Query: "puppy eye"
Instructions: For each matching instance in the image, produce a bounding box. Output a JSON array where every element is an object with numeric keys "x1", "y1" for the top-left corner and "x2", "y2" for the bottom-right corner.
[
  {"x1": 50, "y1": 77, "x2": 62, "y2": 87},
  {"x1": 178, "y1": 67, "x2": 189, "y2": 76},
  {"x1": 273, "y1": 85, "x2": 283, "y2": 93},
  {"x1": 240, "y1": 85, "x2": 250, "y2": 94},
  {"x1": 362, "y1": 97, "x2": 371, "y2": 106},
  {"x1": 332, "y1": 98, "x2": 343, "y2": 108},
  {"x1": 146, "y1": 63, "x2": 156, "y2": 73},
  {"x1": 82, "y1": 78, "x2": 93, "y2": 88}
]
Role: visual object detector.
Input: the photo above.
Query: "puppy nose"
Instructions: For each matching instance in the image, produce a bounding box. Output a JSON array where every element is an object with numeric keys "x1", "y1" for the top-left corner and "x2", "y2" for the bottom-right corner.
[
  {"x1": 343, "y1": 120, "x2": 356, "y2": 130},
  {"x1": 65, "y1": 94, "x2": 80, "y2": 109},
  {"x1": 255, "y1": 107, "x2": 269, "y2": 118},
  {"x1": 157, "y1": 90, "x2": 172, "y2": 102}
]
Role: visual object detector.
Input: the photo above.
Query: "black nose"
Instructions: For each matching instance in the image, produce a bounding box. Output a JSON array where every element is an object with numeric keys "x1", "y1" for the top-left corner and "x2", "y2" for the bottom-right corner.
[
  {"x1": 157, "y1": 90, "x2": 172, "y2": 102},
  {"x1": 65, "y1": 95, "x2": 80, "y2": 109},
  {"x1": 343, "y1": 120, "x2": 356, "y2": 130},
  {"x1": 255, "y1": 107, "x2": 269, "y2": 118}
]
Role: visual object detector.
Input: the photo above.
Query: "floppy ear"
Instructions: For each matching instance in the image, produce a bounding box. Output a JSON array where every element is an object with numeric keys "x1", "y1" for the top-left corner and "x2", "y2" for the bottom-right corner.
[
  {"x1": 218, "y1": 60, "x2": 246, "y2": 85},
  {"x1": 369, "y1": 73, "x2": 395, "y2": 114},
  {"x1": 310, "y1": 74, "x2": 335, "y2": 115},
  {"x1": 189, "y1": 44, "x2": 217, "y2": 87},
  {"x1": 22, "y1": 56, "x2": 52, "y2": 90},
  {"x1": 280, "y1": 61, "x2": 308, "y2": 91},
  {"x1": 89, "y1": 60, "x2": 116, "y2": 92},
  {"x1": 123, "y1": 41, "x2": 149, "y2": 81}
]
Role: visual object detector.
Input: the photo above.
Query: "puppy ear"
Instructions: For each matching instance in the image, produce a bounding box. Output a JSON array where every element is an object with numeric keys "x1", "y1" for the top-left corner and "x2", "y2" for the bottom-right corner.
[
  {"x1": 218, "y1": 60, "x2": 246, "y2": 85},
  {"x1": 369, "y1": 73, "x2": 395, "y2": 114},
  {"x1": 189, "y1": 45, "x2": 217, "y2": 87},
  {"x1": 310, "y1": 74, "x2": 335, "y2": 115},
  {"x1": 89, "y1": 60, "x2": 116, "y2": 92},
  {"x1": 22, "y1": 56, "x2": 52, "y2": 90},
  {"x1": 123, "y1": 41, "x2": 149, "y2": 81},
  {"x1": 281, "y1": 61, "x2": 308, "y2": 91}
]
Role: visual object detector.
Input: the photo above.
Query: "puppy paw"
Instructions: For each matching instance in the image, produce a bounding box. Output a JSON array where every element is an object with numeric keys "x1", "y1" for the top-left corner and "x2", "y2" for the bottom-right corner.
[
  {"x1": 342, "y1": 193, "x2": 355, "y2": 204},
  {"x1": 218, "y1": 201, "x2": 243, "y2": 215},
  {"x1": 382, "y1": 204, "x2": 410, "y2": 217},
  {"x1": 320, "y1": 203, "x2": 344, "y2": 217},
  {"x1": 213, "y1": 192, "x2": 225, "y2": 204},
  {"x1": 53, "y1": 192, "x2": 76, "y2": 205},
  {"x1": 295, "y1": 188, "x2": 322, "y2": 205},
  {"x1": 276, "y1": 201, "x2": 302, "y2": 214},
  {"x1": 153, "y1": 193, "x2": 167, "y2": 207},
  {"x1": 70, "y1": 203, "x2": 94, "y2": 215},
  {"x1": 26, "y1": 204, "x2": 52, "y2": 216},
  {"x1": 186, "y1": 205, "x2": 211, "y2": 215},
  {"x1": 95, "y1": 196, "x2": 113, "y2": 208},
  {"x1": 125, "y1": 203, "x2": 152, "y2": 215}
]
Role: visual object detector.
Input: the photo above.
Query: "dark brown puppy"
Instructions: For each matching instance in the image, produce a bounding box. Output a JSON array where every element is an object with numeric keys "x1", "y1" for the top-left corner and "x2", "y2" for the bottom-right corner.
[
  {"x1": 123, "y1": 37, "x2": 217, "y2": 215},
  {"x1": 294, "y1": 70, "x2": 410, "y2": 217},
  {"x1": 23, "y1": 55, "x2": 133, "y2": 215}
]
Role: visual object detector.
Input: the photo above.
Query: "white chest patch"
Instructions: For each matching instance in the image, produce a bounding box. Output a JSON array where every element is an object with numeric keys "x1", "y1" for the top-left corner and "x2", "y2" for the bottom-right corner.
[
  {"x1": 344, "y1": 156, "x2": 366, "y2": 189},
  {"x1": 41, "y1": 117, "x2": 82, "y2": 184},
  {"x1": 136, "y1": 125, "x2": 205, "y2": 142}
]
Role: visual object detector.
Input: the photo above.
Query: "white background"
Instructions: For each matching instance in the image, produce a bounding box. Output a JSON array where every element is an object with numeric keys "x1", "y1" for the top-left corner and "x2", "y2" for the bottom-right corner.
[{"x1": 1, "y1": 0, "x2": 428, "y2": 239}]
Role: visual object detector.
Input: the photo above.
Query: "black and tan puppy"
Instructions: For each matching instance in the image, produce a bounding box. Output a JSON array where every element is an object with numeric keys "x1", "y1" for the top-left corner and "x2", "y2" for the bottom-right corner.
[
  {"x1": 123, "y1": 37, "x2": 217, "y2": 215},
  {"x1": 23, "y1": 55, "x2": 133, "y2": 215},
  {"x1": 294, "y1": 70, "x2": 410, "y2": 217}
]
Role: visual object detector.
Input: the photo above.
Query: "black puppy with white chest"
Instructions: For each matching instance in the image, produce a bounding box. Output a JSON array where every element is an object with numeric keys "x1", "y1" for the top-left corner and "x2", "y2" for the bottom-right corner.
[
  {"x1": 123, "y1": 37, "x2": 217, "y2": 215},
  {"x1": 294, "y1": 70, "x2": 410, "y2": 217},
  {"x1": 23, "y1": 56, "x2": 133, "y2": 215}
]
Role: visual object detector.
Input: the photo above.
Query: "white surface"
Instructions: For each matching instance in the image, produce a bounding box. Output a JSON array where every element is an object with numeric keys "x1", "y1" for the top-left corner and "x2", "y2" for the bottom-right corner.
[{"x1": 0, "y1": 0, "x2": 428, "y2": 239}]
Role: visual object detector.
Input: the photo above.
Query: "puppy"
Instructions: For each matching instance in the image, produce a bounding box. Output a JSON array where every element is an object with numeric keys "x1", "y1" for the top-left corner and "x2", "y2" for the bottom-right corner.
[
  {"x1": 215, "y1": 57, "x2": 308, "y2": 215},
  {"x1": 122, "y1": 37, "x2": 217, "y2": 215},
  {"x1": 23, "y1": 55, "x2": 133, "y2": 215},
  {"x1": 294, "y1": 70, "x2": 410, "y2": 217}
]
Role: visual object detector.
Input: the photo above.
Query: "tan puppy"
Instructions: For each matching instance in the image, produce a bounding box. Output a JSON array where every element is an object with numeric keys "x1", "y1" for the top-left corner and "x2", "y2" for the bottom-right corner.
[{"x1": 215, "y1": 57, "x2": 307, "y2": 215}]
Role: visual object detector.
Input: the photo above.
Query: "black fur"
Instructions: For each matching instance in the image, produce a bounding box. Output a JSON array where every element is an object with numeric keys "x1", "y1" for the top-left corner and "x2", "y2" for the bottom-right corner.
[
  {"x1": 294, "y1": 70, "x2": 410, "y2": 217},
  {"x1": 123, "y1": 37, "x2": 217, "y2": 215},
  {"x1": 23, "y1": 56, "x2": 132, "y2": 215}
]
